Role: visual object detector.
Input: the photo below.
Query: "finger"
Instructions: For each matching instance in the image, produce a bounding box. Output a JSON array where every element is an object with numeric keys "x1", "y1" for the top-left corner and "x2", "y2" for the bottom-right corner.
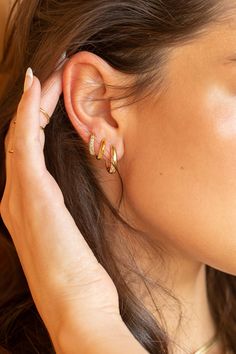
[
  {"x1": 39, "y1": 62, "x2": 67, "y2": 129},
  {"x1": 12, "y1": 69, "x2": 46, "y2": 174},
  {"x1": 38, "y1": 60, "x2": 67, "y2": 148},
  {"x1": 4, "y1": 116, "x2": 17, "y2": 184},
  {"x1": 13, "y1": 65, "x2": 64, "y2": 174}
]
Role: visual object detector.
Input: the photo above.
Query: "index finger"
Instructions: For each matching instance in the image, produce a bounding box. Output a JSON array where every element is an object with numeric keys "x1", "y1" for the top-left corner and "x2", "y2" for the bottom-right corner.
[{"x1": 12, "y1": 65, "x2": 64, "y2": 170}]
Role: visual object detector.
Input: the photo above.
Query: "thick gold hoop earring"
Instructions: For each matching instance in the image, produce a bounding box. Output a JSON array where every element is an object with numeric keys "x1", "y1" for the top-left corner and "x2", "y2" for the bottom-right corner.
[
  {"x1": 96, "y1": 138, "x2": 106, "y2": 160},
  {"x1": 105, "y1": 145, "x2": 118, "y2": 174}
]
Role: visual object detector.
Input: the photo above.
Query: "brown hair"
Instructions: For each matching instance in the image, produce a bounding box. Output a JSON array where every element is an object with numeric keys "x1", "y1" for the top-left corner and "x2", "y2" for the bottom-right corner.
[{"x1": 0, "y1": 1, "x2": 236, "y2": 353}]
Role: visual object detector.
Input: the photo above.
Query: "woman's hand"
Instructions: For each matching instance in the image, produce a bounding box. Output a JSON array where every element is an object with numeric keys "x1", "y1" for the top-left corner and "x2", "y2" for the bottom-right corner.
[{"x1": 0, "y1": 65, "x2": 147, "y2": 354}]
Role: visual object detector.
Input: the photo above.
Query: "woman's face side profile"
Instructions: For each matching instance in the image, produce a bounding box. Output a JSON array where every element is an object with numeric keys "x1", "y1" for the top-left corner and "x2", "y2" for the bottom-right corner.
[
  {"x1": 119, "y1": 16, "x2": 236, "y2": 276},
  {"x1": 63, "y1": 12, "x2": 236, "y2": 277}
]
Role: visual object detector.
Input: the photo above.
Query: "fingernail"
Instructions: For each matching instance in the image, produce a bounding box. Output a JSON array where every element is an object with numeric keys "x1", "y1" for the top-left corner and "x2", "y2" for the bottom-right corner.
[{"x1": 24, "y1": 67, "x2": 34, "y2": 93}]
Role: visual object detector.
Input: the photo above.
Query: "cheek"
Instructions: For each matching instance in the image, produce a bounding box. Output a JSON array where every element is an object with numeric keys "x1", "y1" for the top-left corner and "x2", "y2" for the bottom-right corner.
[{"x1": 123, "y1": 88, "x2": 236, "y2": 275}]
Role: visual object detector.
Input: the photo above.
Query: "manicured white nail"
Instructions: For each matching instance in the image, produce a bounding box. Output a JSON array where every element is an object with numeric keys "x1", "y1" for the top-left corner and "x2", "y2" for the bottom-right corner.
[{"x1": 23, "y1": 67, "x2": 34, "y2": 93}]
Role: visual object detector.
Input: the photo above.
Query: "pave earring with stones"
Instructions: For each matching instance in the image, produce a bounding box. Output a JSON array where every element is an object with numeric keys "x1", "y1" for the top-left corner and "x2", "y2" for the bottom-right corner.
[
  {"x1": 88, "y1": 133, "x2": 118, "y2": 174},
  {"x1": 89, "y1": 133, "x2": 96, "y2": 156}
]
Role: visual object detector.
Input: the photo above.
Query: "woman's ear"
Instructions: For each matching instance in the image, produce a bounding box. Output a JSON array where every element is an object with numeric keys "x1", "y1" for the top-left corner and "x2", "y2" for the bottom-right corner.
[{"x1": 62, "y1": 51, "x2": 127, "y2": 161}]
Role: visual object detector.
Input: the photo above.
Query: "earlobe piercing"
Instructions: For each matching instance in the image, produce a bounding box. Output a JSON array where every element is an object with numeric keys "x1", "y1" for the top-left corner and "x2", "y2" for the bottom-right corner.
[
  {"x1": 105, "y1": 145, "x2": 117, "y2": 174},
  {"x1": 88, "y1": 133, "x2": 118, "y2": 174},
  {"x1": 89, "y1": 133, "x2": 96, "y2": 155},
  {"x1": 96, "y1": 138, "x2": 106, "y2": 160}
]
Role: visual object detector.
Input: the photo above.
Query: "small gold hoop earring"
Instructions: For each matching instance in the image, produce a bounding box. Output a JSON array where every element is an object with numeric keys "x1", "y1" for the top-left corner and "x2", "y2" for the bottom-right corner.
[
  {"x1": 89, "y1": 133, "x2": 96, "y2": 155},
  {"x1": 96, "y1": 138, "x2": 106, "y2": 160},
  {"x1": 105, "y1": 145, "x2": 118, "y2": 174}
]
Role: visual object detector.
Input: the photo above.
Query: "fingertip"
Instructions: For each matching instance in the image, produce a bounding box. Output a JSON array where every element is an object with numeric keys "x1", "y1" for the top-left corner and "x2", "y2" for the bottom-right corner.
[
  {"x1": 23, "y1": 67, "x2": 34, "y2": 93},
  {"x1": 18, "y1": 70, "x2": 41, "y2": 115},
  {"x1": 23, "y1": 68, "x2": 41, "y2": 95}
]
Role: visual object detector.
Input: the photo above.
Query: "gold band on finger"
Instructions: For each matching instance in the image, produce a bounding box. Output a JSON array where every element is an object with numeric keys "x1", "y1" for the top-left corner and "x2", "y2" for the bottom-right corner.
[{"x1": 40, "y1": 107, "x2": 51, "y2": 124}]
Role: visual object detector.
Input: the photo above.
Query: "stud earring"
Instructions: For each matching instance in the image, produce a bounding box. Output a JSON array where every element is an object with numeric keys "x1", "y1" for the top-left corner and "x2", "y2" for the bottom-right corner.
[{"x1": 105, "y1": 145, "x2": 118, "y2": 174}]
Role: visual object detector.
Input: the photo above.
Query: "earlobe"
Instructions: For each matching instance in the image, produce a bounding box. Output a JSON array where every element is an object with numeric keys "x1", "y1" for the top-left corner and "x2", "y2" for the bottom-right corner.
[{"x1": 62, "y1": 51, "x2": 125, "y2": 162}]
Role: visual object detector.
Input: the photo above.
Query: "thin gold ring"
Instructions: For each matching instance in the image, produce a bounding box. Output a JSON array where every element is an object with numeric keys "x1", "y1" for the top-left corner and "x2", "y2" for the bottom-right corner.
[
  {"x1": 194, "y1": 333, "x2": 218, "y2": 354},
  {"x1": 40, "y1": 107, "x2": 51, "y2": 124}
]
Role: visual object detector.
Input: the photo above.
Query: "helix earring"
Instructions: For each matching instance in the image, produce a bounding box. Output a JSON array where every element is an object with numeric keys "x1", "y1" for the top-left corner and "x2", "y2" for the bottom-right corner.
[{"x1": 105, "y1": 145, "x2": 118, "y2": 174}]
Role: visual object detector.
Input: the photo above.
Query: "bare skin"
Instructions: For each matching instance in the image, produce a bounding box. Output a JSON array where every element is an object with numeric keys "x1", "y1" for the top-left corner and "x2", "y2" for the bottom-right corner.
[
  {"x1": 1, "y1": 65, "x2": 148, "y2": 354},
  {"x1": 62, "y1": 14, "x2": 236, "y2": 353},
  {"x1": 1, "y1": 10, "x2": 236, "y2": 354}
]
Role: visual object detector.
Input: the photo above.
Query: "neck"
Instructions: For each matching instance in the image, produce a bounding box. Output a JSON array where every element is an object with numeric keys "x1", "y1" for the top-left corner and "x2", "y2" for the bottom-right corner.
[
  {"x1": 155, "y1": 262, "x2": 217, "y2": 353},
  {"x1": 101, "y1": 175, "x2": 222, "y2": 353},
  {"x1": 116, "y1": 235, "x2": 221, "y2": 353}
]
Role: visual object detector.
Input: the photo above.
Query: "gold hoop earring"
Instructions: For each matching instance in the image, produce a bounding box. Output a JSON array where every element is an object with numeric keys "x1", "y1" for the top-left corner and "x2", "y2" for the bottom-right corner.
[
  {"x1": 96, "y1": 138, "x2": 106, "y2": 160},
  {"x1": 105, "y1": 145, "x2": 118, "y2": 174},
  {"x1": 89, "y1": 133, "x2": 96, "y2": 155}
]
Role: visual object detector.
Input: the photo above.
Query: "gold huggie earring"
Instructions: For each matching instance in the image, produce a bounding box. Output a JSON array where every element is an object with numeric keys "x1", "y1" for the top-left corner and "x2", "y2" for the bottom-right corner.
[
  {"x1": 105, "y1": 145, "x2": 118, "y2": 174},
  {"x1": 89, "y1": 133, "x2": 96, "y2": 155},
  {"x1": 96, "y1": 138, "x2": 106, "y2": 160}
]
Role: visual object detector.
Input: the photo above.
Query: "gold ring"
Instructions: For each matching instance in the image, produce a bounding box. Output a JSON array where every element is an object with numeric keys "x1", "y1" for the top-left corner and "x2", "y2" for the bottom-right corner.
[{"x1": 40, "y1": 107, "x2": 51, "y2": 124}]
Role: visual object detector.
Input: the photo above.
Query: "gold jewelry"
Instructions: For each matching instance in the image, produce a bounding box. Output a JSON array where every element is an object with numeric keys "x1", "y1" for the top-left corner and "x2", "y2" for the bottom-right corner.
[
  {"x1": 105, "y1": 145, "x2": 118, "y2": 174},
  {"x1": 193, "y1": 332, "x2": 218, "y2": 354},
  {"x1": 96, "y1": 138, "x2": 106, "y2": 160},
  {"x1": 40, "y1": 107, "x2": 51, "y2": 124},
  {"x1": 38, "y1": 107, "x2": 50, "y2": 130},
  {"x1": 89, "y1": 133, "x2": 96, "y2": 155},
  {"x1": 88, "y1": 134, "x2": 118, "y2": 174}
]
